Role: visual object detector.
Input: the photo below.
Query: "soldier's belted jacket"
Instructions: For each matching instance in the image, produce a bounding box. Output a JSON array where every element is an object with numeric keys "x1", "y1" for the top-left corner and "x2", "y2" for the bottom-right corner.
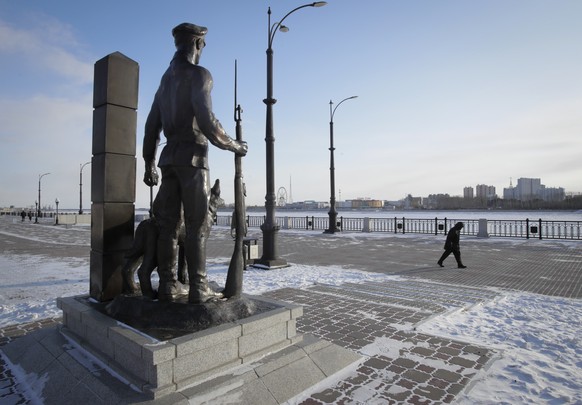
[{"x1": 143, "y1": 52, "x2": 238, "y2": 169}]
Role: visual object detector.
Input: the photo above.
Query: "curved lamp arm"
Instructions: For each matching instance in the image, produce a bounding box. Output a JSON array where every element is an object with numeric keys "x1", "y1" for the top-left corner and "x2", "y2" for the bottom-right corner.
[
  {"x1": 268, "y1": 2, "x2": 327, "y2": 48},
  {"x1": 330, "y1": 95, "x2": 358, "y2": 122},
  {"x1": 80, "y1": 161, "x2": 91, "y2": 173}
]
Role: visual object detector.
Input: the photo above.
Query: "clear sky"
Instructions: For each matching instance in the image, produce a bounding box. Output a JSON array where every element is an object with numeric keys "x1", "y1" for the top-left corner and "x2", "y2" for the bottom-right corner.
[{"x1": 1, "y1": 0, "x2": 581, "y2": 210}]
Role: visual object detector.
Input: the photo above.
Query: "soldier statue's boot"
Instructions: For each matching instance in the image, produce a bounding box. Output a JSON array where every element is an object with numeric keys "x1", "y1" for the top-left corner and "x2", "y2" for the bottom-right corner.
[
  {"x1": 187, "y1": 260, "x2": 223, "y2": 304},
  {"x1": 156, "y1": 236, "x2": 189, "y2": 301},
  {"x1": 137, "y1": 265, "x2": 156, "y2": 299},
  {"x1": 185, "y1": 224, "x2": 224, "y2": 304},
  {"x1": 158, "y1": 279, "x2": 189, "y2": 300},
  {"x1": 188, "y1": 281, "x2": 223, "y2": 304}
]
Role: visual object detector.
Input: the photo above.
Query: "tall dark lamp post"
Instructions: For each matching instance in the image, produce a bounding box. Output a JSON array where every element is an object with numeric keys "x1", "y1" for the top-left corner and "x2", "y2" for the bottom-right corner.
[
  {"x1": 256, "y1": 1, "x2": 327, "y2": 269},
  {"x1": 36, "y1": 172, "x2": 50, "y2": 224},
  {"x1": 55, "y1": 198, "x2": 59, "y2": 225},
  {"x1": 324, "y1": 96, "x2": 357, "y2": 234},
  {"x1": 79, "y1": 161, "x2": 91, "y2": 214}
]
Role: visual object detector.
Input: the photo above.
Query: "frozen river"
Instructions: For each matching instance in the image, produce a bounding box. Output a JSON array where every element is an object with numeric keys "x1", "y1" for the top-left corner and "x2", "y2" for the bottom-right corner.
[{"x1": 222, "y1": 209, "x2": 582, "y2": 222}]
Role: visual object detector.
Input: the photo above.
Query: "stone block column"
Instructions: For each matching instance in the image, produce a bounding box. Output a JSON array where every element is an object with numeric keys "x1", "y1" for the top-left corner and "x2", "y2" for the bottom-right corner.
[
  {"x1": 477, "y1": 218, "x2": 489, "y2": 238},
  {"x1": 90, "y1": 52, "x2": 139, "y2": 301}
]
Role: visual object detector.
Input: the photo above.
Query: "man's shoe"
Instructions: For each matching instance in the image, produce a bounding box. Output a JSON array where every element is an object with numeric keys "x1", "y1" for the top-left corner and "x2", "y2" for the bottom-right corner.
[
  {"x1": 458, "y1": 265, "x2": 467, "y2": 269},
  {"x1": 437, "y1": 261, "x2": 444, "y2": 267}
]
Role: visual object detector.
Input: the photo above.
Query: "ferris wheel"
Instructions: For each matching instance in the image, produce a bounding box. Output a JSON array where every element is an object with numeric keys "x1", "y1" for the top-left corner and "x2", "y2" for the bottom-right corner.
[{"x1": 277, "y1": 187, "x2": 288, "y2": 207}]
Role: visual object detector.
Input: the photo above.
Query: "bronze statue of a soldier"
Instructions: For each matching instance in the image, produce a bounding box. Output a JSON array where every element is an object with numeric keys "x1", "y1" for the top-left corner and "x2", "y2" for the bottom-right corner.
[{"x1": 143, "y1": 22, "x2": 247, "y2": 304}]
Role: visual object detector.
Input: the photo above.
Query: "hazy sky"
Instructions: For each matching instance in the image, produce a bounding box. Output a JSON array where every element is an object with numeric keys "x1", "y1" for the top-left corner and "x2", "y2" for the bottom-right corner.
[{"x1": 1, "y1": 0, "x2": 581, "y2": 209}]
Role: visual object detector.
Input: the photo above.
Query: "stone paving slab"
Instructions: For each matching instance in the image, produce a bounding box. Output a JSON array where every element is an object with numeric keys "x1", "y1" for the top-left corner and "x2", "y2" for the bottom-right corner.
[
  {"x1": 263, "y1": 280, "x2": 498, "y2": 404},
  {"x1": 1, "y1": 278, "x2": 498, "y2": 405},
  {"x1": 1, "y1": 323, "x2": 360, "y2": 405},
  {"x1": 1, "y1": 216, "x2": 581, "y2": 403}
]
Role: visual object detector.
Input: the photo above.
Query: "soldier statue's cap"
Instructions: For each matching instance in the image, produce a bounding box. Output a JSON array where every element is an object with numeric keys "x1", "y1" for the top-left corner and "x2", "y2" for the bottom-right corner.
[{"x1": 172, "y1": 23, "x2": 208, "y2": 38}]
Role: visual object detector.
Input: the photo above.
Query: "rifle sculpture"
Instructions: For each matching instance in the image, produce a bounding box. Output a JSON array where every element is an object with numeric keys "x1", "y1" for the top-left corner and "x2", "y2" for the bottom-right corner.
[{"x1": 223, "y1": 60, "x2": 247, "y2": 298}]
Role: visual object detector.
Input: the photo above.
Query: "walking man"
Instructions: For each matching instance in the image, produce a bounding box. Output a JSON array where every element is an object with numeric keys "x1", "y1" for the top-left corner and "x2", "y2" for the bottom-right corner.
[
  {"x1": 438, "y1": 222, "x2": 467, "y2": 268},
  {"x1": 143, "y1": 22, "x2": 247, "y2": 303}
]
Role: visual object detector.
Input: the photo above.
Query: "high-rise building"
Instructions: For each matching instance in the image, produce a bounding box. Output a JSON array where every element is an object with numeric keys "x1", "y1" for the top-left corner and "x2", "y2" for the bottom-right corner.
[
  {"x1": 503, "y1": 177, "x2": 565, "y2": 201},
  {"x1": 516, "y1": 178, "x2": 541, "y2": 201},
  {"x1": 463, "y1": 186, "x2": 474, "y2": 199},
  {"x1": 540, "y1": 186, "x2": 565, "y2": 202},
  {"x1": 476, "y1": 184, "x2": 496, "y2": 200}
]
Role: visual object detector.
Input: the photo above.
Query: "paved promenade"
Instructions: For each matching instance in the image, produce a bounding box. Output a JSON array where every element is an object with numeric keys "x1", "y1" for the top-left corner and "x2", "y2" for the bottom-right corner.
[{"x1": 0, "y1": 216, "x2": 581, "y2": 404}]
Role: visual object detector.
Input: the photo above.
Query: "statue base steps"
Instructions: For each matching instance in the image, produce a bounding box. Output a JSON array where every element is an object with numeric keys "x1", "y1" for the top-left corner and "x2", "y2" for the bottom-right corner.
[{"x1": 52, "y1": 294, "x2": 361, "y2": 402}]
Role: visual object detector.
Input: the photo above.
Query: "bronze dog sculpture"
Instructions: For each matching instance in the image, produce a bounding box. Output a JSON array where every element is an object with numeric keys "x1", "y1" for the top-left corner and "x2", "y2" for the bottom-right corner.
[{"x1": 121, "y1": 179, "x2": 221, "y2": 298}]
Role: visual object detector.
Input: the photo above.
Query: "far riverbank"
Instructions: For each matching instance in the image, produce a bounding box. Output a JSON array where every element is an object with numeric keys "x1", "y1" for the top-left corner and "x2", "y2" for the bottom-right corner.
[{"x1": 218, "y1": 209, "x2": 582, "y2": 222}]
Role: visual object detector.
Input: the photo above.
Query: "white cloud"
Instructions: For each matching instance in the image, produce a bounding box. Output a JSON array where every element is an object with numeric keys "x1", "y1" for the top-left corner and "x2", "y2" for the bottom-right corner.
[{"x1": 0, "y1": 17, "x2": 92, "y2": 84}]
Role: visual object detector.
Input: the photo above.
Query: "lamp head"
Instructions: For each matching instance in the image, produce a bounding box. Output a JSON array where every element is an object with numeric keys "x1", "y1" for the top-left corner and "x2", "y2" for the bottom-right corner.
[
  {"x1": 312, "y1": 2, "x2": 327, "y2": 7},
  {"x1": 279, "y1": 25, "x2": 289, "y2": 33}
]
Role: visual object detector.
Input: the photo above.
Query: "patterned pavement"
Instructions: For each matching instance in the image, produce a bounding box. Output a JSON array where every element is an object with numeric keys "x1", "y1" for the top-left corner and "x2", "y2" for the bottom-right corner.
[
  {"x1": 1, "y1": 215, "x2": 581, "y2": 404},
  {"x1": 265, "y1": 282, "x2": 498, "y2": 404}
]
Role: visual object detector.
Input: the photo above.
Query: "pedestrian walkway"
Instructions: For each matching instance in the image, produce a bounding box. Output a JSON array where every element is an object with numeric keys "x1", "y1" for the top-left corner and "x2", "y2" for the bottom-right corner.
[
  {"x1": 265, "y1": 281, "x2": 497, "y2": 404},
  {"x1": 0, "y1": 216, "x2": 581, "y2": 403}
]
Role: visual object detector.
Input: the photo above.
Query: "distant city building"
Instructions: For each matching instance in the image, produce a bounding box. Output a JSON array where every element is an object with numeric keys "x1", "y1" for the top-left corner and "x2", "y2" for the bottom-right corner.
[
  {"x1": 503, "y1": 177, "x2": 565, "y2": 202},
  {"x1": 540, "y1": 186, "x2": 565, "y2": 202},
  {"x1": 402, "y1": 194, "x2": 423, "y2": 209},
  {"x1": 476, "y1": 184, "x2": 496, "y2": 200},
  {"x1": 351, "y1": 198, "x2": 384, "y2": 209},
  {"x1": 301, "y1": 200, "x2": 328, "y2": 210},
  {"x1": 503, "y1": 186, "x2": 516, "y2": 200},
  {"x1": 425, "y1": 194, "x2": 450, "y2": 209},
  {"x1": 463, "y1": 187, "x2": 474, "y2": 199},
  {"x1": 516, "y1": 178, "x2": 541, "y2": 201}
]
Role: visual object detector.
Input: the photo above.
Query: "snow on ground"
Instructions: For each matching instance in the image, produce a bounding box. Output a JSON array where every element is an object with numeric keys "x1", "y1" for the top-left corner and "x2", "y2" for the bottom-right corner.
[
  {"x1": 0, "y1": 253, "x2": 393, "y2": 328},
  {"x1": 206, "y1": 257, "x2": 398, "y2": 295},
  {"x1": 416, "y1": 293, "x2": 582, "y2": 404},
  {"x1": 1, "y1": 228, "x2": 581, "y2": 404},
  {"x1": 0, "y1": 254, "x2": 88, "y2": 327}
]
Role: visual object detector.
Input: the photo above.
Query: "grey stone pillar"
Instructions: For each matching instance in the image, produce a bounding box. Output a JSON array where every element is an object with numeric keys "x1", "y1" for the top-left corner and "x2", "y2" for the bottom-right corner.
[
  {"x1": 90, "y1": 52, "x2": 138, "y2": 301},
  {"x1": 363, "y1": 217, "x2": 371, "y2": 233},
  {"x1": 477, "y1": 218, "x2": 489, "y2": 238}
]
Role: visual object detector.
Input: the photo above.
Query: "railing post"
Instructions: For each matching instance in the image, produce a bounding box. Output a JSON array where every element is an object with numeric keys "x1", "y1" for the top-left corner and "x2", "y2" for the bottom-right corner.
[
  {"x1": 539, "y1": 218, "x2": 542, "y2": 240},
  {"x1": 402, "y1": 217, "x2": 405, "y2": 234},
  {"x1": 363, "y1": 217, "x2": 370, "y2": 233},
  {"x1": 477, "y1": 218, "x2": 489, "y2": 237},
  {"x1": 435, "y1": 217, "x2": 438, "y2": 235},
  {"x1": 526, "y1": 218, "x2": 530, "y2": 239},
  {"x1": 394, "y1": 217, "x2": 397, "y2": 234}
]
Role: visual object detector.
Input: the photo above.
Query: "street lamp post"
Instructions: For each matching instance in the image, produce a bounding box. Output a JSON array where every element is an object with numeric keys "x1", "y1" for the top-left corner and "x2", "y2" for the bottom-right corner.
[
  {"x1": 324, "y1": 96, "x2": 357, "y2": 234},
  {"x1": 36, "y1": 172, "x2": 50, "y2": 224},
  {"x1": 79, "y1": 161, "x2": 91, "y2": 214},
  {"x1": 256, "y1": 1, "x2": 327, "y2": 269},
  {"x1": 55, "y1": 198, "x2": 59, "y2": 225}
]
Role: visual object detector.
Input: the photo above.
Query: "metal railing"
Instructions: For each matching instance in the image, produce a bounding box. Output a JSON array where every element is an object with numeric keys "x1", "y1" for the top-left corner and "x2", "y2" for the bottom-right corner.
[
  {"x1": 214, "y1": 214, "x2": 582, "y2": 241},
  {"x1": 488, "y1": 218, "x2": 582, "y2": 240},
  {"x1": 6, "y1": 209, "x2": 577, "y2": 240}
]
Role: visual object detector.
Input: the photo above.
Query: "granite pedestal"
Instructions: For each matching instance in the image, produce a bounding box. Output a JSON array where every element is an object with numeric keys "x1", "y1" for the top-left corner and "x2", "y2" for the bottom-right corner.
[{"x1": 57, "y1": 294, "x2": 304, "y2": 399}]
